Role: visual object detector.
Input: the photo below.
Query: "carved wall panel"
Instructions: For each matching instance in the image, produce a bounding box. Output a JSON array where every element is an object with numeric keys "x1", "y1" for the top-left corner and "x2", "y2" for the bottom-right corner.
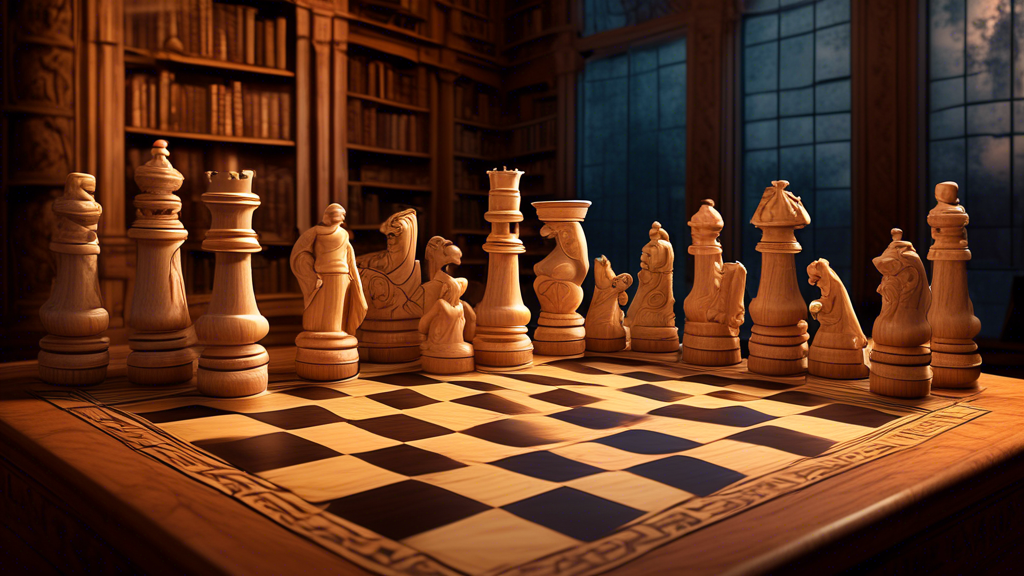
[
  {"x1": 11, "y1": 0, "x2": 73, "y2": 41},
  {"x1": 7, "y1": 116, "x2": 73, "y2": 183},
  {"x1": 12, "y1": 44, "x2": 74, "y2": 109}
]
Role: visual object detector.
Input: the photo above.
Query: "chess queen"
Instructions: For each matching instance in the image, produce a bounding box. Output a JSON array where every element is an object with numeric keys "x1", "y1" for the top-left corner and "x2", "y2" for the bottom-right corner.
[{"x1": 291, "y1": 204, "x2": 368, "y2": 381}]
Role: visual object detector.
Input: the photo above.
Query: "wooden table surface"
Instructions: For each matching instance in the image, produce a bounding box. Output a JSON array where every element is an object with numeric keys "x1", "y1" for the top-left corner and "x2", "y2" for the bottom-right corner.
[{"x1": 2, "y1": 346, "x2": 1024, "y2": 575}]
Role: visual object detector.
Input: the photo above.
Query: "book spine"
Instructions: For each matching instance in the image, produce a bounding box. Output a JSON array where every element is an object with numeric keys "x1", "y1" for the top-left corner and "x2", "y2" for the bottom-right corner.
[
  {"x1": 264, "y1": 19, "x2": 276, "y2": 68},
  {"x1": 275, "y1": 16, "x2": 287, "y2": 70},
  {"x1": 244, "y1": 8, "x2": 257, "y2": 65},
  {"x1": 233, "y1": 81, "x2": 244, "y2": 138}
]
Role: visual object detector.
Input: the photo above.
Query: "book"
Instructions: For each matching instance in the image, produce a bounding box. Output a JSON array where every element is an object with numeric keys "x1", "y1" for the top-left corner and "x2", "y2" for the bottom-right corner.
[
  {"x1": 264, "y1": 18, "x2": 276, "y2": 69},
  {"x1": 275, "y1": 16, "x2": 287, "y2": 70},
  {"x1": 244, "y1": 7, "x2": 257, "y2": 65},
  {"x1": 233, "y1": 81, "x2": 244, "y2": 137}
]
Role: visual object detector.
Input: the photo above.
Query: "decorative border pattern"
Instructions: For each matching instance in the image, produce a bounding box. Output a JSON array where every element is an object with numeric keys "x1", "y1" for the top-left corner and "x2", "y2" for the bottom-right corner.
[{"x1": 35, "y1": 389, "x2": 987, "y2": 576}]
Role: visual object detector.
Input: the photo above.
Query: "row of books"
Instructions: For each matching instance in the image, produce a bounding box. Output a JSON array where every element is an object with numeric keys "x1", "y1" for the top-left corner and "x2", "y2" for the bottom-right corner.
[
  {"x1": 125, "y1": 1, "x2": 288, "y2": 70},
  {"x1": 352, "y1": 162, "x2": 431, "y2": 187},
  {"x1": 504, "y1": 1, "x2": 568, "y2": 45},
  {"x1": 347, "y1": 101, "x2": 427, "y2": 153},
  {"x1": 516, "y1": 157, "x2": 557, "y2": 196},
  {"x1": 512, "y1": 94, "x2": 557, "y2": 121},
  {"x1": 451, "y1": 10, "x2": 494, "y2": 42},
  {"x1": 454, "y1": 162, "x2": 489, "y2": 191},
  {"x1": 455, "y1": 125, "x2": 504, "y2": 157},
  {"x1": 453, "y1": 199, "x2": 486, "y2": 232},
  {"x1": 346, "y1": 193, "x2": 427, "y2": 231},
  {"x1": 510, "y1": 118, "x2": 556, "y2": 156},
  {"x1": 348, "y1": 56, "x2": 427, "y2": 106},
  {"x1": 185, "y1": 251, "x2": 298, "y2": 296},
  {"x1": 455, "y1": 0, "x2": 491, "y2": 14},
  {"x1": 455, "y1": 84, "x2": 501, "y2": 124},
  {"x1": 126, "y1": 72, "x2": 293, "y2": 140}
]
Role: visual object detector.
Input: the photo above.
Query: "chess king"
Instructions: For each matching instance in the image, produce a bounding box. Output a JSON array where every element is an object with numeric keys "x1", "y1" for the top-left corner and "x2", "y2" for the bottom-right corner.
[
  {"x1": 625, "y1": 222, "x2": 680, "y2": 353},
  {"x1": 291, "y1": 204, "x2": 367, "y2": 381}
]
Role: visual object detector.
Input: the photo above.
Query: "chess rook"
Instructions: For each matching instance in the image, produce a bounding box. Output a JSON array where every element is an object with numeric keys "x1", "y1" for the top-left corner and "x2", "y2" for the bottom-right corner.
[
  {"x1": 356, "y1": 209, "x2": 424, "y2": 364},
  {"x1": 194, "y1": 170, "x2": 270, "y2": 397},
  {"x1": 473, "y1": 168, "x2": 533, "y2": 371},
  {"x1": 748, "y1": 180, "x2": 811, "y2": 376},
  {"x1": 681, "y1": 200, "x2": 746, "y2": 366},
  {"x1": 585, "y1": 256, "x2": 632, "y2": 352},
  {"x1": 291, "y1": 204, "x2": 367, "y2": 382},
  {"x1": 927, "y1": 182, "x2": 982, "y2": 388},
  {"x1": 532, "y1": 201, "x2": 591, "y2": 357},
  {"x1": 420, "y1": 237, "x2": 476, "y2": 374},
  {"x1": 624, "y1": 222, "x2": 679, "y2": 355},
  {"x1": 38, "y1": 173, "x2": 110, "y2": 386},
  {"x1": 807, "y1": 258, "x2": 869, "y2": 379},
  {"x1": 869, "y1": 228, "x2": 932, "y2": 398},
  {"x1": 126, "y1": 140, "x2": 197, "y2": 385}
]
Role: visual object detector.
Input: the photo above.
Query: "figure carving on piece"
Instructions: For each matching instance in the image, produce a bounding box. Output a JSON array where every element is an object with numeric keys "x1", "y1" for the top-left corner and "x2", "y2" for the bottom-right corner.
[
  {"x1": 624, "y1": 222, "x2": 679, "y2": 354},
  {"x1": 748, "y1": 180, "x2": 811, "y2": 376},
  {"x1": 291, "y1": 204, "x2": 368, "y2": 381},
  {"x1": 532, "y1": 201, "x2": 591, "y2": 357},
  {"x1": 807, "y1": 258, "x2": 868, "y2": 379},
  {"x1": 681, "y1": 199, "x2": 746, "y2": 366},
  {"x1": 419, "y1": 236, "x2": 476, "y2": 374},
  {"x1": 869, "y1": 228, "x2": 933, "y2": 398},
  {"x1": 927, "y1": 182, "x2": 982, "y2": 388},
  {"x1": 126, "y1": 140, "x2": 197, "y2": 385},
  {"x1": 585, "y1": 256, "x2": 633, "y2": 352},
  {"x1": 356, "y1": 208, "x2": 424, "y2": 363},
  {"x1": 38, "y1": 172, "x2": 110, "y2": 386}
]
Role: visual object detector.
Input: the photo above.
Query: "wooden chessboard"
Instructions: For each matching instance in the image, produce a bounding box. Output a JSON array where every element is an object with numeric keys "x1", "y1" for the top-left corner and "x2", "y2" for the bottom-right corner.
[{"x1": 26, "y1": 352, "x2": 988, "y2": 576}]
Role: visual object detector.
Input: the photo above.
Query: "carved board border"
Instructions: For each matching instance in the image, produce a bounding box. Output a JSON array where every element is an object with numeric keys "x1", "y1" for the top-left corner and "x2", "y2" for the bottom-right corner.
[{"x1": 34, "y1": 388, "x2": 987, "y2": 576}]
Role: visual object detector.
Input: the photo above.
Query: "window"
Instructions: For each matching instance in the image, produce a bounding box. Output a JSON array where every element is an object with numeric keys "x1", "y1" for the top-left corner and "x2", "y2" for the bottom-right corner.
[
  {"x1": 582, "y1": 0, "x2": 682, "y2": 36},
  {"x1": 741, "y1": 0, "x2": 852, "y2": 297},
  {"x1": 928, "y1": 0, "x2": 1023, "y2": 337},
  {"x1": 577, "y1": 37, "x2": 687, "y2": 300}
]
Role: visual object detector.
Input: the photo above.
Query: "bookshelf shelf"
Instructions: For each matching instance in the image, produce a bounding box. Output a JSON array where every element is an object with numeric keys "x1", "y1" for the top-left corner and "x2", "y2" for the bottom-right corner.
[
  {"x1": 504, "y1": 0, "x2": 546, "y2": 17},
  {"x1": 348, "y1": 180, "x2": 432, "y2": 191},
  {"x1": 505, "y1": 114, "x2": 557, "y2": 130},
  {"x1": 355, "y1": 0, "x2": 429, "y2": 21},
  {"x1": 348, "y1": 143, "x2": 432, "y2": 158},
  {"x1": 503, "y1": 25, "x2": 573, "y2": 52},
  {"x1": 437, "y1": 1, "x2": 491, "y2": 19},
  {"x1": 452, "y1": 228, "x2": 490, "y2": 235},
  {"x1": 124, "y1": 48, "x2": 295, "y2": 78},
  {"x1": 454, "y1": 152, "x2": 500, "y2": 161},
  {"x1": 126, "y1": 127, "x2": 296, "y2": 147},
  {"x1": 348, "y1": 92, "x2": 431, "y2": 113},
  {"x1": 454, "y1": 189, "x2": 489, "y2": 196},
  {"x1": 510, "y1": 146, "x2": 557, "y2": 157},
  {"x1": 455, "y1": 117, "x2": 507, "y2": 130}
]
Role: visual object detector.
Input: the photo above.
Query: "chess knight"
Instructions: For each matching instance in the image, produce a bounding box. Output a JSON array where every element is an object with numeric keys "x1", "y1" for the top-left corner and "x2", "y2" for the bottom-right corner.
[
  {"x1": 625, "y1": 222, "x2": 680, "y2": 353},
  {"x1": 291, "y1": 204, "x2": 367, "y2": 381},
  {"x1": 532, "y1": 200, "x2": 591, "y2": 356},
  {"x1": 585, "y1": 256, "x2": 633, "y2": 352},
  {"x1": 682, "y1": 200, "x2": 746, "y2": 366},
  {"x1": 356, "y1": 208, "x2": 425, "y2": 363},
  {"x1": 869, "y1": 229, "x2": 933, "y2": 398},
  {"x1": 419, "y1": 236, "x2": 477, "y2": 374},
  {"x1": 807, "y1": 258, "x2": 869, "y2": 379}
]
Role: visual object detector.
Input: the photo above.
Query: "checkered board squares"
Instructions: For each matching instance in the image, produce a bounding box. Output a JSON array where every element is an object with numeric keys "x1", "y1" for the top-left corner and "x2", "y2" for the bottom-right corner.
[{"x1": 124, "y1": 357, "x2": 934, "y2": 575}]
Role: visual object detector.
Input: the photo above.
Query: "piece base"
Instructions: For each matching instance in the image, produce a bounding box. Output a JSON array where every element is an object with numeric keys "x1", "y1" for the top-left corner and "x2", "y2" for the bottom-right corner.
[
  {"x1": 38, "y1": 364, "x2": 109, "y2": 387},
  {"x1": 197, "y1": 364, "x2": 268, "y2": 397},
  {"x1": 870, "y1": 373, "x2": 931, "y2": 398},
  {"x1": 630, "y1": 337, "x2": 681, "y2": 353},
  {"x1": 585, "y1": 336, "x2": 626, "y2": 353},
  {"x1": 533, "y1": 339, "x2": 586, "y2": 357},
  {"x1": 421, "y1": 355, "x2": 475, "y2": 375},
  {"x1": 681, "y1": 346, "x2": 741, "y2": 367},
  {"x1": 931, "y1": 365, "x2": 982, "y2": 389},
  {"x1": 359, "y1": 345, "x2": 421, "y2": 364},
  {"x1": 808, "y1": 359, "x2": 869, "y2": 380},
  {"x1": 747, "y1": 354, "x2": 808, "y2": 376},
  {"x1": 127, "y1": 362, "x2": 195, "y2": 386},
  {"x1": 295, "y1": 361, "x2": 359, "y2": 382},
  {"x1": 474, "y1": 348, "x2": 534, "y2": 372}
]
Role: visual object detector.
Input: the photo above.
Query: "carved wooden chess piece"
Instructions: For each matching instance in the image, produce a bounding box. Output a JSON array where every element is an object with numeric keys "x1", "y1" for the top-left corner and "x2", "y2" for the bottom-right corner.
[
  {"x1": 532, "y1": 201, "x2": 591, "y2": 357},
  {"x1": 38, "y1": 173, "x2": 110, "y2": 386},
  {"x1": 807, "y1": 258, "x2": 868, "y2": 379},
  {"x1": 681, "y1": 200, "x2": 746, "y2": 366},
  {"x1": 585, "y1": 256, "x2": 632, "y2": 352},
  {"x1": 927, "y1": 182, "x2": 982, "y2": 388},
  {"x1": 291, "y1": 204, "x2": 367, "y2": 381},
  {"x1": 869, "y1": 228, "x2": 932, "y2": 398},
  {"x1": 420, "y1": 237, "x2": 476, "y2": 374},
  {"x1": 625, "y1": 222, "x2": 679, "y2": 354},
  {"x1": 748, "y1": 180, "x2": 811, "y2": 376},
  {"x1": 356, "y1": 209, "x2": 424, "y2": 363},
  {"x1": 473, "y1": 167, "x2": 533, "y2": 371},
  {"x1": 194, "y1": 170, "x2": 269, "y2": 397},
  {"x1": 126, "y1": 140, "x2": 197, "y2": 385}
]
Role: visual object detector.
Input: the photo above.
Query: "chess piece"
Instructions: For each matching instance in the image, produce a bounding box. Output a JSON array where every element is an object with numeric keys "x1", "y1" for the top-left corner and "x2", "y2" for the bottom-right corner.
[
  {"x1": 869, "y1": 228, "x2": 932, "y2": 398},
  {"x1": 624, "y1": 222, "x2": 679, "y2": 354},
  {"x1": 807, "y1": 258, "x2": 868, "y2": 379},
  {"x1": 532, "y1": 200, "x2": 591, "y2": 357},
  {"x1": 585, "y1": 256, "x2": 632, "y2": 352},
  {"x1": 355, "y1": 209, "x2": 424, "y2": 363},
  {"x1": 291, "y1": 204, "x2": 367, "y2": 381},
  {"x1": 681, "y1": 200, "x2": 746, "y2": 366},
  {"x1": 126, "y1": 140, "x2": 197, "y2": 385},
  {"x1": 38, "y1": 173, "x2": 110, "y2": 386},
  {"x1": 927, "y1": 182, "x2": 982, "y2": 388},
  {"x1": 473, "y1": 167, "x2": 533, "y2": 371},
  {"x1": 194, "y1": 170, "x2": 269, "y2": 398},
  {"x1": 748, "y1": 180, "x2": 811, "y2": 376},
  {"x1": 419, "y1": 237, "x2": 476, "y2": 374}
]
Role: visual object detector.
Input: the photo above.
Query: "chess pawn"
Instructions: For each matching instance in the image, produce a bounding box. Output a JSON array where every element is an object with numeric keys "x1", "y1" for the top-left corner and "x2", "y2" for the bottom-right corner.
[
  {"x1": 419, "y1": 240, "x2": 477, "y2": 375},
  {"x1": 291, "y1": 204, "x2": 367, "y2": 381},
  {"x1": 927, "y1": 182, "x2": 982, "y2": 388},
  {"x1": 194, "y1": 170, "x2": 269, "y2": 397},
  {"x1": 585, "y1": 256, "x2": 633, "y2": 352},
  {"x1": 748, "y1": 180, "x2": 811, "y2": 376},
  {"x1": 807, "y1": 258, "x2": 869, "y2": 379},
  {"x1": 126, "y1": 140, "x2": 197, "y2": 385},
  {"x1": 624, "y1": 222, "x2": 680, "y2": 354},
  {"x1": 532, "y1": 200, "x2": 591, "y2": 357},
  {"x1": 355, "y1": 209, "x2": 424, "y2": 363},
  {"x1": 38, "y1": 173, "x2": 110, "y2": 385},
  {"x1": 473, "y1": 167, "x2": 533, "y2": 371},
  {"x1": 869, "y1": 228, "x2": 932, "y2": 398},
  {"x1": 681, "y1": 200, "x2": 746, "y2": 366}
]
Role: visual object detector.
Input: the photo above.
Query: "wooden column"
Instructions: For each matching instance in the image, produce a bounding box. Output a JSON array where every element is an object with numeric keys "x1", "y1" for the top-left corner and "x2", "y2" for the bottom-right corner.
[
  {"x1": 295, "y1": 7, "x2": 312, "y2": 232},
  {"x1": 851, "y1": 0, "x2": 923, "y2": 316},
  {"x1": 685, "y1": 0, "x2": 738, "y2": 260},
  {"x1": 436, "y1": 68, "x2": 457, "y2": 237},
  {"x1": 332, "y1": 17, "x2": 349, "y2": 209},
  {"x1": 312, "y1": 12, "x2": 333, "y2": 218}
]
